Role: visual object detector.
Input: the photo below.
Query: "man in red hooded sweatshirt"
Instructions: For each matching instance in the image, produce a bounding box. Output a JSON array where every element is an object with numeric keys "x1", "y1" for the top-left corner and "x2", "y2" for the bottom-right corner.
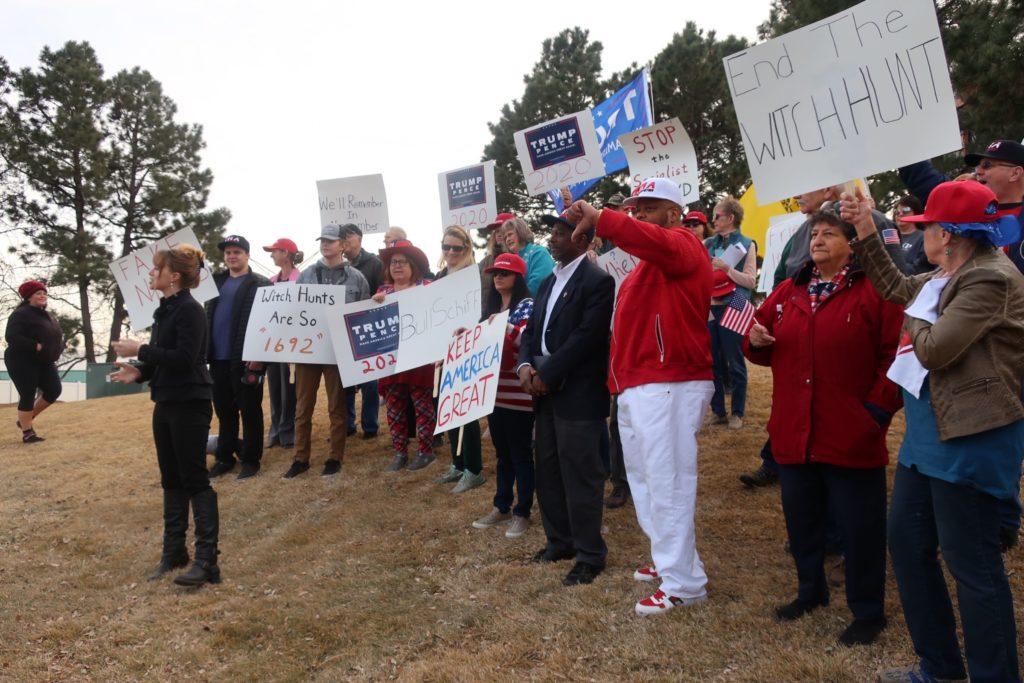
[{"x1": 566, "y1": 177, "x2": 714, "y2": 615}]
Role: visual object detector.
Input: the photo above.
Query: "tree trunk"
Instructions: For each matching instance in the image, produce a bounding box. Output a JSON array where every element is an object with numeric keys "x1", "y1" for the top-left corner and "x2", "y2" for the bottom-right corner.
[
  {"x1": 106, "y1": 291, "x2": 125, "y2": 362},
  {"x1": 73, "y1": 152, "x2": 96, "y2": 363}
]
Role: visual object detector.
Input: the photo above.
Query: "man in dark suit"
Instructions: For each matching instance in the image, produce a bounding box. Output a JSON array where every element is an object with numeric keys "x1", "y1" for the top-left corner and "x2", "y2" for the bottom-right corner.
[{"x1": 516, "y1": 216, "x2": 615, "y2": 586}]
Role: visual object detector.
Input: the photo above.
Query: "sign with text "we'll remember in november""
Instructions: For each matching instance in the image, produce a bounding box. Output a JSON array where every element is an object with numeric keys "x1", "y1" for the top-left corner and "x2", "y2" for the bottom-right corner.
[
  {"x1": 724, "y1": 0, "x2": 960, "y2": 204},
  {"x1": 316, "y1": 174, "x2": 389, "y2": 235}
]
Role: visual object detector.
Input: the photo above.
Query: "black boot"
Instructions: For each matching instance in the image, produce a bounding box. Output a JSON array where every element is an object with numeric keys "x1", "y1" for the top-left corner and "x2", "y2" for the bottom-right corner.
[
  {"x1": 148, "y1": 490, "x2": 190, "y2": 581},
  {"x1": 174, "y1": 488, "x2": 221, "y2": 586}
]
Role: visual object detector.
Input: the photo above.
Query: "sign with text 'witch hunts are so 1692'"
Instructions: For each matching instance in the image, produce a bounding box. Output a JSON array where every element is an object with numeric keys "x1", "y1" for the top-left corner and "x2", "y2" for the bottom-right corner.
[
  {"x1": 316, "y1": 174, "x2": 389, "y2": 235},
  {"x1": 108, "y1": 228, "x2": 218, "y2": 330},
  {"x1": 434, "y1": 310, "x2": 509, "y2": 434},
  {"x1": 437, "y1": 161, "x2": 497, "y2": 230},
  {"x1": 618, "y1": 117, "x2": 699, "y2": 204},
  {"x1": 514, "y1": 110, "x2": 606, "y2": 196},
  {"x1": 241, "y1": 285, "x2": 339, "y2": 364},
  {"x1": 723, "y1": 0, "x2": 961, "y2": 204}
]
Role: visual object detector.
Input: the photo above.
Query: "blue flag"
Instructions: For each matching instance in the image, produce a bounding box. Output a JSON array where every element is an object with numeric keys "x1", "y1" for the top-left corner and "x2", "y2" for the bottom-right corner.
[{"x1": 549, "y1": 68, "x2": 653, "y2": 212}]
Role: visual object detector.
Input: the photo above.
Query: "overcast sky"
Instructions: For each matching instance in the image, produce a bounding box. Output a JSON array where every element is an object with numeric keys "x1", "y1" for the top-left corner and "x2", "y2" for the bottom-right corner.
[{"x1": 3, "y1": 0, "x2": 769, "y2": 275}]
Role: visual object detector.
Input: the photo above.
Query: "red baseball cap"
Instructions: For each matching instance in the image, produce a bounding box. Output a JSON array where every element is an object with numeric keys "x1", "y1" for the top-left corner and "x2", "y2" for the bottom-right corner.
[
  {"x1": 483, "y1": 212, "x2": 516, "y2": 231},
  {"x1": 711, "y1": 270, "x2": 736, "y2": 298},
  {"x1": 684, "y1": 211, "x2": 708, "y2": 224},
  {"x1": 900, "y1": 180, "x2": 1021, "y2": 247},
  {"x1": 484, "y1": 253, "x2": 526, "y2": 276},
  {"x1": 263, "y1": 238, "x2": 298, "y2": 254}
]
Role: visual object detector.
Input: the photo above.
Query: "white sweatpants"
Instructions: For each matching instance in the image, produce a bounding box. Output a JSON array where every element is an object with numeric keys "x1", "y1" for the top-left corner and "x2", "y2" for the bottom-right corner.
[{"x1": 618, "y1": 380, "x2": 713, "y2": 599}]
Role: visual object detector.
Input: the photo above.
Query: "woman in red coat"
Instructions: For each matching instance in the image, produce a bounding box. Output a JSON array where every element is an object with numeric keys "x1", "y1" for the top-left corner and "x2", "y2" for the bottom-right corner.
[{"x1": 744, "y1": 210, "x2": 903, "y2": 646}]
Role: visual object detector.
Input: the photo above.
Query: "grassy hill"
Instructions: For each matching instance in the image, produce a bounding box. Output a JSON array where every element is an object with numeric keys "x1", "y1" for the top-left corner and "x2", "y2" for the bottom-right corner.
[{"x1": 1, "y1": 366, "x2": 1020, "y2": 681}]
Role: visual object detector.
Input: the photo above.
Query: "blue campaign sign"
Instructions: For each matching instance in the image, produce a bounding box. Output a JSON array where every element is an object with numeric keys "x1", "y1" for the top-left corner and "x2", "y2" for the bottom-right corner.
[
  {"x1": 550, "y1": 68, "x2": 653, "y2": 211},
  {"x1": 344, "y1": 303, "x2": 400, "y2": 360},
  {"x1": 446, "y1": 165, "x2": 487, "y2": 210},
  {"x1": 525, "y1": 116, "x2": 587, "y2": 170}
]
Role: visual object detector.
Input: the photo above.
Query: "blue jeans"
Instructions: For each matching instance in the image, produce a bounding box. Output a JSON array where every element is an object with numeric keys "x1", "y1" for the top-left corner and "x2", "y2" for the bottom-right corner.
[
  {"x1": 346, "y1": 380, "x2": 379, "y2": 435},
  {"x1": 889, "y1": 464, "x2": 1019, "y2": 682},
  {"x1": 709, "y1": 305, "x2": 747, "y2": 417}
]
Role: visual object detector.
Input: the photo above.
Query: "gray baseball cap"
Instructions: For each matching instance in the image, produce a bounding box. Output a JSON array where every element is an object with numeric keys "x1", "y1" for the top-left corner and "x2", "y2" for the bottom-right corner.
[{"x1": 318, "y1": 224, "x2": 343, "y2": 241}]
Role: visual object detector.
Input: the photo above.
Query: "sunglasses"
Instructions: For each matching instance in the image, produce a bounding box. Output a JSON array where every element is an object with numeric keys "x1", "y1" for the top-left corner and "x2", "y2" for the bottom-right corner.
[
  {"x1": 977, "y1": 160, "x2": 1020, "y2": 171},
  {"x1": 441, "y1": 244, "x2": 466, "y2": 253},
  {"x1": 492, "y1": 269, "x2": 515, "y2": 277},
  {"x1": 897, "y1": 206, "x2": 914, "y2": 215}
]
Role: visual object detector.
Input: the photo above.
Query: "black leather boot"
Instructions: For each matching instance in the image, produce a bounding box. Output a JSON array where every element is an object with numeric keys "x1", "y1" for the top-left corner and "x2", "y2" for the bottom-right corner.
[
  {"x1": 148, "y1": 490, "x2": 190, "y2": 581},
  {"x1": 174, "y1": 488, "x2": 221, "y2": 586}
]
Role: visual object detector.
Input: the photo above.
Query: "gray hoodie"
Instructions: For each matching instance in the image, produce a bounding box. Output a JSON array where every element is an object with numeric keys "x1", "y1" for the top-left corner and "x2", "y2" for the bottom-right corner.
[{"x1": 297, "y1": 259, "x2": 370, "y2": 303}]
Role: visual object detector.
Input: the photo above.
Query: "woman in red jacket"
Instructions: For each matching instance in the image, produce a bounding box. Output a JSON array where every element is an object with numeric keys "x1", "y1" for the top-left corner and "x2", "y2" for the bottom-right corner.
[{"x1": 745, "y1": 211, "x2": 903, "y2": 646}]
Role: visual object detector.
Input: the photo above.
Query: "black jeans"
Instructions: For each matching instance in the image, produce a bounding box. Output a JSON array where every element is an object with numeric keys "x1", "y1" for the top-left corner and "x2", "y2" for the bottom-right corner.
[
  {"x1": 153, "y1": 399, "x2": 212, "y2": 496},
  {"x1": 778, "y1": 462, "x2": 886, "y2": 621},
  {"x1": 5, "y1": 351, "x2": 61, "y2": 411},
  {"x1": 889, "y1": 464, "x2": 1019, "y2": 682},
  {"x1": 266, "y1": 362, "x2": 295, "y2": 447},
  {"x1": 488, "y1": 408, "x2": 535, "y2": 518},
  {"x1": 210, "y1": 360, "x2": 264, "y2": 465},
  {"x1": 450, "y1": 418, "x2": 482, "y2": 475}
]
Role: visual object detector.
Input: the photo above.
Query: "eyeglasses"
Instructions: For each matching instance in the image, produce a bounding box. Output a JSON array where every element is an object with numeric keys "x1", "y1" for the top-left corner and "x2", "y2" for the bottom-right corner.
[
  {"x1": 441, "y1": 244, "x2": 466, "y2": 253},
  {"x1": 977, "y1": 160, "x2": 1020, "y2": 171},
  {"x1": 390, "y1": 258, "x2": 410, "y2": 267}
]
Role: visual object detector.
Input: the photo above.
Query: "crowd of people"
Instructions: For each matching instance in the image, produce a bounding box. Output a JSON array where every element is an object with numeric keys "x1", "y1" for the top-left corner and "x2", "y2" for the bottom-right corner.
[{"x1": 6, "y1": 137, "x2": 1024, "y2": 682}]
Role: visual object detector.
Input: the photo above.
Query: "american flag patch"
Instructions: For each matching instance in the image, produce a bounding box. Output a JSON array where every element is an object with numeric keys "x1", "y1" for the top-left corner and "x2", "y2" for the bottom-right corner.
[
  {"x1": 882, "y1": 228, "x2": 901, "y2": 245},
  {"x1": 720, "y1": 290, "x2": 756, "y2": 336}
]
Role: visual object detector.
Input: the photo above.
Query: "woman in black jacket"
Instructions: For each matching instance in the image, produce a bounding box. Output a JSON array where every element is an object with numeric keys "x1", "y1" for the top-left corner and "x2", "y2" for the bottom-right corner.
[
  {"x1": 110, "y1": 244, "x2": 221, "y2": 587},
  {"x1": 5, "y1": 280, "x2": 64, "y2": 443}
]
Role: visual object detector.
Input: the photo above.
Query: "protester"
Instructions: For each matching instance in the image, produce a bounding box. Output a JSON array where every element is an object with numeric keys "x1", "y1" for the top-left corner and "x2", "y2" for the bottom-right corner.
[
  {"x1": 516, "y1": 216, "x2": 614, "y2": 586},
  {"x1": 892, "y1": 196, "x2": 933, "y2": 275},
  {"x1": 479, "y1": 212, "x2": 515, "y2": 292},
  {"x1": 284, "y1": 225, "x2": 370, "y2": 479},
  {"x1": 340, "y1": 224, "x2": 384, "y2": 440},
  {"x1": 565, "y1": 177, "x2": 713, "y2": 615},
  {"x1": 683, "y1": 211, "x2": 711, "y2": 240},
  {"x1": 383, "y1": 226, "x2": 407, "y2": 247},
  {"x1": 109, "y1": 244, "x2": 220, "y2": 587},
  {"x1": 705, "y1": 196, "x2": 757, "y2": 430},
  {"x1": 842, "y1": 181, "x2": 1024, "y2": 682},
  {"x1": 745, "y1": 211, "x2": 903, "y2": 646},
  {"x1": 503, "y1": 217, "x2": 555, "y2": 295},
  {"x1": 433, "y1": 225, "x2": 485, "y2": 493},
  {"x1": 205, "y1": 235, "x2": 270, "y2": 480},
  {"x1": 472, "y1": 253, "x2": 535, "y2": 538},
  {"x1": 598, "y1": 192, "x2": 627, "y2": 253},
  {"x1": 374, "y1": 240, "x2": 437, "y2": 473},
  {"x1": 5, "y1": 280, "x2": 63, "y2": 443},
  {"x1": 263, "y1": 238, "x2": 302, "y2": 449}
]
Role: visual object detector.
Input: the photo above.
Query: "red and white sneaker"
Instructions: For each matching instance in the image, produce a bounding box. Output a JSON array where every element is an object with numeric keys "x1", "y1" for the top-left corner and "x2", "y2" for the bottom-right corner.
[
  {"x1": 635, "y1": 590, "x2": 707, "y2": 616},
  {"x1": 633, "y1": 565, "x2": 659, "y2": 582}
]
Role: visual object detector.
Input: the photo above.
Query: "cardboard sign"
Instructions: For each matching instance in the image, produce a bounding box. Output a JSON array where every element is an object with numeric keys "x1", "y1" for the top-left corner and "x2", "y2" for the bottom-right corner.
[
  {"x1": 596, "y1": 247, "x2": 641, "y2": 298},
  {"x1": 619, "y1": 117, "x2": 699, "y2": 203},
  {"x1": 724, "y1": 0, "x2": 961, "y2": 204},
  {"x1": 328, "y1": 266, "x2": 483, "y2": 386},
  {"x1": 108, "y1": 228, "x2": 217, "y2": 330},
  {"x1": 316, "y1": 174, "x2": 389, "y2": 235},
  {"x1": 756, "y1": 212, "x2": 806, "y2": 292},
  {"x1": 434, "y1": 310, "x2": 509, "y2": 434},
  {"x1": 514, "y1": 110, "x2": 605, "y2": 195},
  {"x1": 241, "y1": 284, "x2": 339, "y2": 363},
  {"x1": 437, "y1": 161, "x2": 497, "y2": 230}
]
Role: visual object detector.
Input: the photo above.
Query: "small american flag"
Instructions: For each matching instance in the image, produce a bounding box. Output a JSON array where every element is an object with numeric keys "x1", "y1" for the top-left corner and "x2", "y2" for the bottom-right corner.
[
  {"x1": 720, "y1": 289, "x2": 756, "y2": 336},
  {"x1": 882, "y1": 228, "x2": 901, "y2": 245}
]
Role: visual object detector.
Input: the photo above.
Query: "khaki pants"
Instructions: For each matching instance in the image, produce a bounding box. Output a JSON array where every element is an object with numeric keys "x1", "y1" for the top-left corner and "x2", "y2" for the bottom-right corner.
[{"x1": 293, "y1": 364, "x2": 347, "y2": 464}]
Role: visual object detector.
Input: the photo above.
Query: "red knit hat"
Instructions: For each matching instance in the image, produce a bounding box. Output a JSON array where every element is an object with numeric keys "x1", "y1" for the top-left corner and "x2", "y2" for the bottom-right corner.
[{"x1": 18, "y1": 280, "x2": 46, "y2": 300}]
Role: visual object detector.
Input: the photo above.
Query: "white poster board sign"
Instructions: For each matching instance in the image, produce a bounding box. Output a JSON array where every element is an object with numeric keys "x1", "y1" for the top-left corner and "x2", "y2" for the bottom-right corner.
[
  {"x1": 328, "y1": 266, "x2": 483, "y2": 386},
  {"x1": 316, "y1": 174, "x2": 389, "y2": 235},
  {"x1": 514, "y1": 110, "x2": 605, "y2": 196},
  {"x1": 596, "y1": 247, "x2": 641, "y2": 298},
  {"x1": 618, "y1": 117, "x2": 699, "y2": 203},
  {"x1": 757, "y1": 212, "x2": 806, "y2": 292},
  {"x1": 437, "y1": 161, "x2": 497, "y2": 230},
  {"x1": 723, "y1": 0, "x2": 961, "y2": 204},
  {"x1": 241, "y1": 284, "x2": 339, "y2": 363},
  {"x1": 434, "y1": 310, "x2": 509, "y2": 434},
  {"x1": 109, "y1": 228, "x2": 218, "y2": 330}
]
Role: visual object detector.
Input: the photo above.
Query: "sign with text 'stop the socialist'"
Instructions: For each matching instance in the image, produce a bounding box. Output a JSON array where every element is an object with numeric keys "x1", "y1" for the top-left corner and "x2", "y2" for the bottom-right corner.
[{"x1": 514, "y1": 110, "x2": 605, "y2": 196}]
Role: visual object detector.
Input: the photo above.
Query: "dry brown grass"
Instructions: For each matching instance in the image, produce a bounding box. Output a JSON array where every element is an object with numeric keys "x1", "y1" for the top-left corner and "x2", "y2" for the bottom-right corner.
[{"x1": 1, "y1": 365, "x2": 1021, "y2": 682}]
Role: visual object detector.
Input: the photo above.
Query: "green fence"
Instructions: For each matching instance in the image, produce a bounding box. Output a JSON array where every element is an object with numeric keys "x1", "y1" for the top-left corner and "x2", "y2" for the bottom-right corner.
[{"x1": 86, "y1": 363, "x2": 148, "y2": 399}]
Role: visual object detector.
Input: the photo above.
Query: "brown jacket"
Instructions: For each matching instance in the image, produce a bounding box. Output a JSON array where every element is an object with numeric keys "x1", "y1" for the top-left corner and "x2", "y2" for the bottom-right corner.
[{"x1": 853, "y1": 232, "x2": 1024, "y2": 440}]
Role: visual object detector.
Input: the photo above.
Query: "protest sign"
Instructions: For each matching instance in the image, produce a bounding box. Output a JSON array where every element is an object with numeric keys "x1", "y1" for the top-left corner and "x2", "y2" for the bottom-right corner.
[
  {"x1": 437, "y1": 161, "x2": 497, "y2": 230},
  {"x1": 738, "y1": 184, "x2": 800, "y2": 253},
  {"x1": 618, "y1": 117, "x2": 699, "y2": 203},
  {"x1": 756, "y1": 212, "x2": 806, "y2": 292},
  {"x1": 514, "y1": 110, "x2": 605, "y2": 196},
  {"x1": 316, "y1": 174, "x2": 389, "y2": 234},
  {"x1": 241, "y1": 284, "x2": 339, "y2": 363},
  {"x1": 723, "y1": 0, "x2": 960, "y2": 204},
  {"x1": 328, "y1": 266, "x2": 483, "y2": 386},
  {"x1": 108, "y1": 228, "x2": 217, "y2": 330},
  {"x1": 596, "y1": 247, "x2": 641, "y2": 298},
  {"x1": 434, "y1": 310, "x2": 509, "y2": 434}
]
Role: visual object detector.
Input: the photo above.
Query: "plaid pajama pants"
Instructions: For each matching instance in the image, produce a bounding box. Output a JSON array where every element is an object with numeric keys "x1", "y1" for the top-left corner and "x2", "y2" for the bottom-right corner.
[{"x1": 383, "y1": 384, "x2": 435, "y2": 456}]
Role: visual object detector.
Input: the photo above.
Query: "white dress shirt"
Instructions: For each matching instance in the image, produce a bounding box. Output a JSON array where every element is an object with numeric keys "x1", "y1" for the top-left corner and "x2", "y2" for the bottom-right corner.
[{"x1": 541, "y1": 252, "x2": 587, "y2": 356}]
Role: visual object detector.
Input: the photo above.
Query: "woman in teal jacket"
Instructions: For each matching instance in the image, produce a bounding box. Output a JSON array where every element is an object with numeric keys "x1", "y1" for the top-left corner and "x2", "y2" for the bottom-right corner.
[{"x1": 503, "y1": 217, "x2": 555, "y2": 295}]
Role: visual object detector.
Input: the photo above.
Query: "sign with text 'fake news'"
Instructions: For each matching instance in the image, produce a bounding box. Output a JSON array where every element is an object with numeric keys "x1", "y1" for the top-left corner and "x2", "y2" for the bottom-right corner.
[
  {"x1": 437, "y1": 161, "x2": 497, "y2": 230},
  {"x1": 241, "y1": 284, "x2": 338, "y2": 364},
  {"x1": 514, "y1": 110, "x2": 605, "y2": 196},
  {"x1": 316, "y1": 174, "x2": 389, "y2": 235},
  {"x1": 724, "y1": 0, "x2": 960, "y2": 204},
  {"x1": 434, "y1": 310, "x2": 509, "y2": 434}
]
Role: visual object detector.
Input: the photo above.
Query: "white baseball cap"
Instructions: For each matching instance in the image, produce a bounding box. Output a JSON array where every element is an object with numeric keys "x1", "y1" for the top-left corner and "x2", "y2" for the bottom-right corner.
[{"x1": 622, "y1": 177, "x2": 683, "y2": 209}]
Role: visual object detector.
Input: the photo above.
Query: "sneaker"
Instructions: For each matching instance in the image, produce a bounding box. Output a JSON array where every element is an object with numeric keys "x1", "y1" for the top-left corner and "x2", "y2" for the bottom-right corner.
[
  {"x1": 505, "y1": 515, "x2": 530, "y2": 538},
  {"x1": 385, "y1": 453, "x2": 408, "y2": 472},
  {"x1": 839, "y1": 616, "x2": 887, "y2": 646},
  {"x1": 472, "y1": 507, "x2": 512, "y2": 529},
  {"x1": 739, "y1": 464, "x2": 779, "y2": 488},
  {"x1": 22, "y1": 430, "x2": 44, "y2": 443},
  {"x1": 208, "y1": 460, "x2": 235, "y2": 478},
  {"x1": 434, "y1": 465, "x2": 464, "y2": 484},
  {"x1": 236, "y1": 462, "x2": 260, "y2": 480},
  {"x1": 635, "y1": 589, "x2": 707, "y2": 616},
  {"x1": 321, "y1": 459, "x2": 342, "y2": 477},
  {"x1": 633, "y1": 565, "x2": 659, "y2": 582},
  {"x1": 406, "y1": 452, "x2": 436, "y2": 471},
  {"x1": 451, "y1": 470, "x2": 485, "y2": 494},
  {"x1": 705, "y1": 413, "x2": 728, "y2": 427},
  {"x1": 563, "y1": 561, "x2": 603, "y2": 586},
  {"x1": 605, "y1": 484, "x2": 630, "y2": 509},
  {"x1": 728, "y1": 415, "x2": 744, "y2": 430},
  {"x1": 282, "y1": 460, "x2": 310, "y2": 479},
  {"x1": 875, "y1": 664, "x2": 966, "y2": 683},
  {"x1": 774, "y1": 597, "x2": 827, "y2": 621}
]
